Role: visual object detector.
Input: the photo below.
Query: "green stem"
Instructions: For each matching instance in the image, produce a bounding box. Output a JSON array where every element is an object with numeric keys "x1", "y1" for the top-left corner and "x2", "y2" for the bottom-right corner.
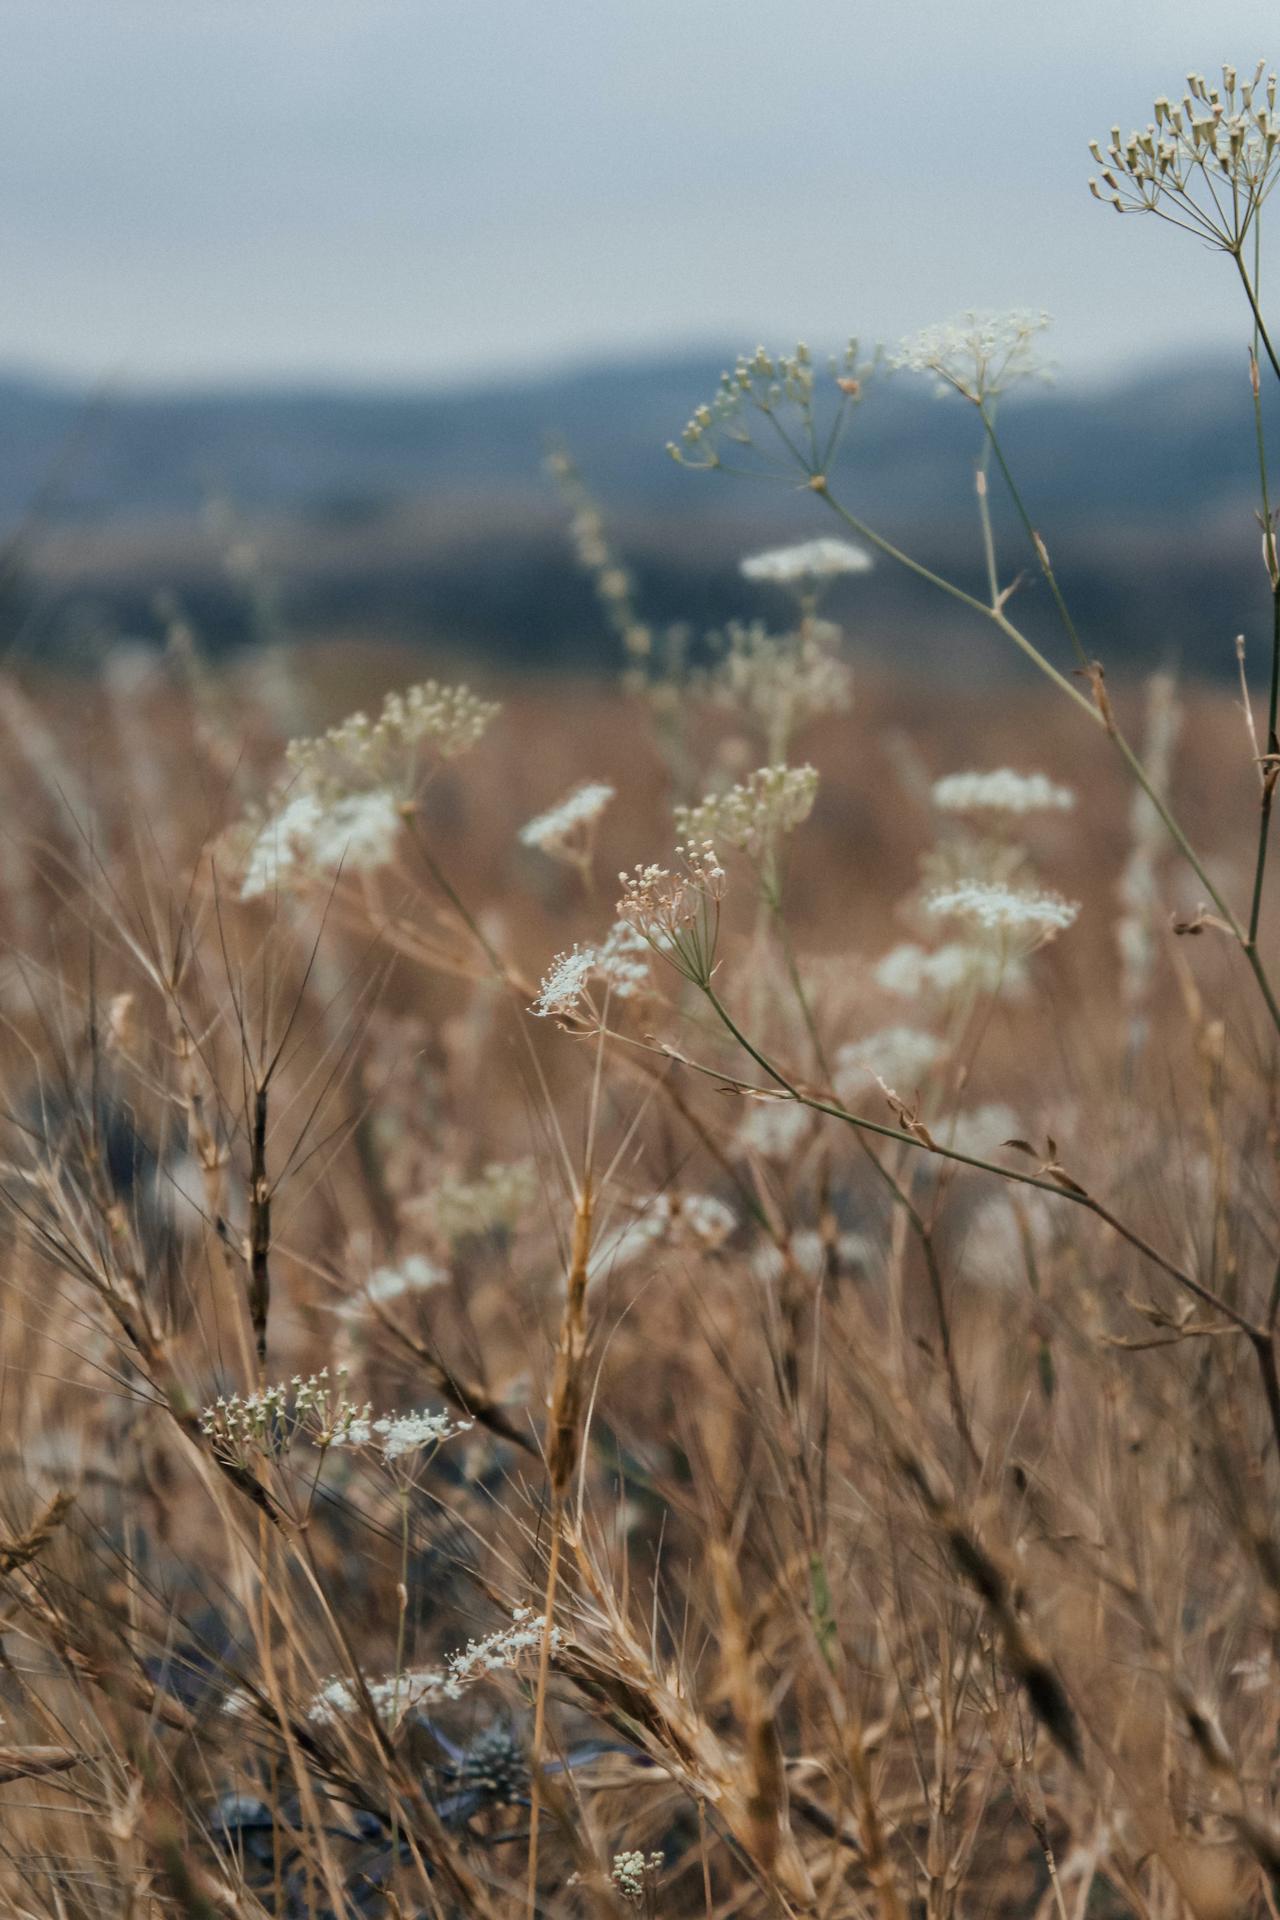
[
  {"x1": 1234, "y1": 248, "x2": 1280, "y2": 387},
  {"x1": 978, "y1": 403, "x2": 1090, "y2": 671},
  {"x1": 812, "y1": 481, "x2": 1100, "y2": 720},
  {"x1": 812, "y1": 479, "x2": 1280, "y2": 1039},
  {"x1": 699, "y1": 983, "x2": 1260, "y2": 1336}
]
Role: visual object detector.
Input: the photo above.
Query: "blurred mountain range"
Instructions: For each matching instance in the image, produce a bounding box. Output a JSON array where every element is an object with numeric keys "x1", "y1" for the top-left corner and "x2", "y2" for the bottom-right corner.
[{"x1": 0, "y1": 351, "x2": 1275, "y2": 680}]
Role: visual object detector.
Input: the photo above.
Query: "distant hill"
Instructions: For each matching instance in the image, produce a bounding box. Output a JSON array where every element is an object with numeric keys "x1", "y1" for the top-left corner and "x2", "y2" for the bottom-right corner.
[{"x1": 0, "y1": 352, "x2": 1275, "y2": 678}]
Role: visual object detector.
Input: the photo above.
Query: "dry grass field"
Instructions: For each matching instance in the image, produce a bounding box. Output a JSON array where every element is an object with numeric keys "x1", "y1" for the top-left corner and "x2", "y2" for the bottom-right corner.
[
  {"x1": 6, "y1": 63, "x2": 1280, "y2": 1914},
  {"x1": 0, "y1": 610, "x2": 1278, "y2": 1919}
]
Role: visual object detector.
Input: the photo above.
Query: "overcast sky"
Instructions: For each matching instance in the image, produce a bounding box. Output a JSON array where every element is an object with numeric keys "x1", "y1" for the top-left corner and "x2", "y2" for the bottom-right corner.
[{"x1": 1, "y1": 1, "x2": 1276, "y2": 391}]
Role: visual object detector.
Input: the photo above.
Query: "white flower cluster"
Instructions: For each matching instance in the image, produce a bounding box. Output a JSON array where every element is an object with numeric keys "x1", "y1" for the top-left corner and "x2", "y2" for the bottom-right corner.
[
  {"x1": 675, "y1": 764, "x2": 818, "y2": 858},
  {"x1": 942, "y1": 1104, "x2": 1022, "y2": 1160},
  {"x1": 240, "y1": 786, "x2": 402, "y2": 900},
  {"x1": 617, "y1": 842, "x2": 727, "y2": 985},
  {"x1": 889, "y1": 310, "x2": 1052, "y2": 403},
  {"x1": 366, "y1": 1408, "x2": 472, "y2": 1463},
  {"x1": 669, "y1": 339, "x2": 863, "y2": 471},
  {"x1": 931, "y1": 769, "x2": 1075, "y2": 816},
  {"x1": 531, "y1": 921, "x2": 651, "y2": 1021},
  {"x1": 706, "y1": 619, "x2": 852, "y2": 754},
  {"x1": 874, "y1": 940, "x2": 1026, "y2": 1002},
  {"x1": 519, "y1": 781, "x2": 615, "y2": 855},
  {"x1": 750, "y1": 1230, "x2": 875, "y2": 1286},
  {"x1": 612, "y1": 1852, "x2": 663, "y2": 1901},
  {"x1": 959, "y1": 1190, "x2": 1056, "y2": 1291},
  {"x1": 834, "y1": 1027, "x2": 945, "y2": 1100},
  {"x1": 926, "y1": 881, "x2": 1080, "y2": 939},
  {"x1": 308, "y1": 1608, "x2": 558, "y2": 1727},
  {"x1": 740, "y1": 538, "x2": 873, "y2": 586},
  {"x1": 736, "y1": 1098, "x2": 811, "y2": 1161},
  {"x1": 200, "y1": 1367, "x2": 372, "y2": 1464},
  {"x1": 363, "y1": 1254, "x2": 449, "y2": 1307},
  {"x1": 427, "y1": 1160, "x2": 540, "y2": 1242},
  {"x1": 284, "y1": 678, "x2": 501, "y2": 801},
  {"x1": 1090, "y1": 64, "x2": 1280, "y2": 245},
  {"x1": 591, "y1": 1191, "x2": 737, "y2": 1279}
]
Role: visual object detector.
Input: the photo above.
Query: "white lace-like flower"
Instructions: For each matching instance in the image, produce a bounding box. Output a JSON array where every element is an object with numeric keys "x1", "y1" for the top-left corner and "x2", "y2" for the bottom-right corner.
[
  {"x1": 932, "y1": 770, "x2": 1075, "y2": 815},
  {"x1": 239, "y1": 786, "x2": 401, "y2": 898},
  {"x1": 741, "y1": 538, "x2": 873, "y2": 586},
  {"x1": 428, "y1": 1161, "x2": 539, "y2": 1241},
  {"x1": 363, "y1": 1255, "x2": 449, "y2": 1306},
  {"x1": 706, "y1": 619, "x2": 853, "y2": 751},
  {"x1": 531, "y1": 922, "x2": 650, "y2": 1020},
  {"x1": 590, "y1": 1191, "x2": 736, "y2": 1279},
  {"x1": 751, "y1": 1230, "x2": 875, "y2": 1285},
  {"x1": 372, "y1": 1408, "x2": 472, "y2": 1462},
  {"x1": 874, "y1": 940, "x2": 1027, "y2": 1001},
  {"x1": 285, "y1": 679, "x2": 500, "y2": 801},
  {"x1": 942, "y1": 1103, "x2": 1021, "y2": 1159},
  {"x1": 834, "y1": 1028, "x2": 945, "y2": 1100},
  {"x1": 959, "y1": 1190, "x2": 1056, "y2": 1291},
  {"x1": 889, "y1": 310, "x2": 1052, "y2": 402},
  {"x1": 308, "y1": 1608, "x2": 557, "y2": 1727},
  {"x1": 519, "y1": 781, "x2": 615, "y2": 854},
  {"x1": 926, "y1": 882, "x2": 1080, "y2": 938},
  {"x1": 675, "y1": 765, "x2": 818, "y2": 858},
  {"x1": 736, "y1": 1098, "x2": 811, "y2": 1161}
]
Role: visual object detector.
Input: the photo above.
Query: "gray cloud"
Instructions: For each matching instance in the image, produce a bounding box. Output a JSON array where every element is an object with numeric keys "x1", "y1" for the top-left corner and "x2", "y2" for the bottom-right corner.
[{"x1": 1, "y1": 0, "x2": 1274, "y2": 386}]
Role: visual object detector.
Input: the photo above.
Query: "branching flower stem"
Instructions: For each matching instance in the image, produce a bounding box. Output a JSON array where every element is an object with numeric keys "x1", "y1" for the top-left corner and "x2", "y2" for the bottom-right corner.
[
  {"x1": 695, "y1": 981, "x2": 1280, "y2": 1461},
  {"x1": 808, "y1": 478, "x2": 1280, "y2": 1039}
]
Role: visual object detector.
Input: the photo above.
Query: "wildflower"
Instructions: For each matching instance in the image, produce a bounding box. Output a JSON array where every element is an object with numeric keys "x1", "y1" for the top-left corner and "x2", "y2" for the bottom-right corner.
[
  {"x1": 926, "y1": 881, "x2": 1080, "y2": 939},
  {"x1": 675, "y1": 765, "x2": 818, "y2": 859},
  {"x1": 834, "y1": 1028, "x2": 945, "y2": 1101},
  {"x1": 617, "y1": 842, "x2": 726, "y2": 986},
  {"x1": 519, "y1": 781, "x2": 615, "y2": 857},
  {"x1": 750, "y1": 1230, "x2": 875, "y2": 1285},
  {"x1": 199, "y1": 1367, "x2": 372, "y2": 1464},
  {"x1": 613, "y1": 1852, "x2": 663, "y2": 1901},
  {"x1": 427, "y1": 1161, "x2": 539, "y2": 1242},
  {"x1": 943, "y1": 1103, "x2": 1021, "y2": 1159},
  {"x1": 531, "y1": 922, "x2": 650, "y2": 1023},
  {"x1": 736, "y1": 1097, "x2": 811, "y2": 1161},
  {"x1": 1089, "y1": 63, "x2": 1280, "y2": 251},
  {"x1": 705, "y1": 619, "x2": 852, "y2": 757},
  {"x1": 740, "y1": 538, "x2": 873, "y2": 586},
  {"x1": 874, "y1": 940, "x2": 1027, "y2": 1002},
  {"x1": 283, "y1": 678, "x2": 500, "y2": 803},
  {"x1": 362, "y1": 1254, "x2": 449, "y2": 1307},
  {"x1": 589, "y1": 1190, "x2": 737, "y2": 1279},
  {"x1": 931, "y1": 769, "x2": 1075, "y2": 815},
  {"x1": 309, "y1": 1608, "x2": 562, "y2": 1728},
  {"x1": 959, "y1": 1190, "x2": 1056, "y2": 1290},
  {"x1": 372, "y1": 1408, "x2": 472, "y2": 1463},
  {"x1": 889, "y1": 310, "x2": 1053, "y2": 403},
  {"x1": 668, "y1": 339, "x2": 865, "y2": 476}
]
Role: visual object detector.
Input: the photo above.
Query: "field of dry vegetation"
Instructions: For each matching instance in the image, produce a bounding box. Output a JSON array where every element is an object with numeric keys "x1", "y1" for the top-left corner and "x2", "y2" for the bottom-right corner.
[{"x1": 8, "y1": 58, "x2": 1280, "y2": 1920}]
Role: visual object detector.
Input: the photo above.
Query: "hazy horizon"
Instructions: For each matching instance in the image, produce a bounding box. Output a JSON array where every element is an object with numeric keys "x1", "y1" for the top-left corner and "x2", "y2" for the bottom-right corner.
[{"x1": 4, "y1": 1, "x2": 1279, "y2": 391}]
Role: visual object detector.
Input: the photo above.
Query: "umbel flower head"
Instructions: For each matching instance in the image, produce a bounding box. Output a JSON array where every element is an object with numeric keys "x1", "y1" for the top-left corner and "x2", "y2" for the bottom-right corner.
[
  {"x1": 675, "y1": 764, "x2": 819, "y2": 859},
  {"x1": 932, "y1": 769, "x2": 1075, "y2": 815},
  {"x1": 703, "y1": 619, "x2": 852, "y2": 761},
  {"x1": 889, "y1": 311, "x2": 1053, "y2": 404},
  {"x1": 1089, "y1": 63, "x2": 1280, "y2": 251},
  {"x1": 231, "y1": 675, "x2": 500, "y2": 900},
  {"x1": 617, "y1": 842, "x2": 727, "y2": 988},
  {"x1": 741, "y1": 538, "x2": 873, "y2": 588},
  {"x1": 519, "y1": 780, "x2": 614, "y2": 862},
  {"x1": 669, "y1": 339, "x2": 867, "y2": 478},
  {"x1": 926, "y1": 880, "x2": 1080, "y2": 945},
  {"x1": 285, "y1": 678, "x2": 500, "y2": 804}
]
